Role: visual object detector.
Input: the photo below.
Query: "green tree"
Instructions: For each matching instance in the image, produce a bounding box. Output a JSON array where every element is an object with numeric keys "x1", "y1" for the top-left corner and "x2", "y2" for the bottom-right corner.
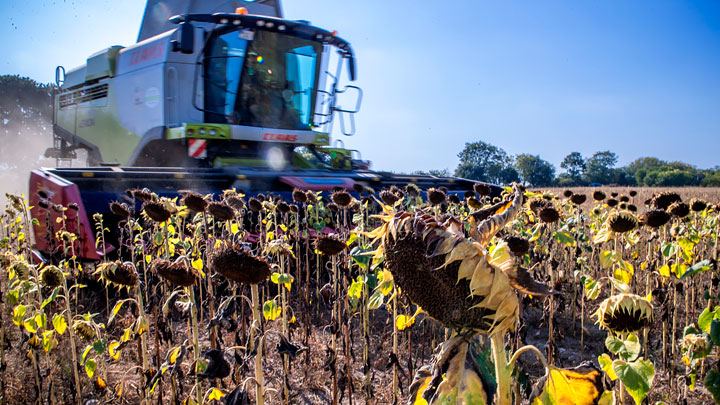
[
  {"x1": 560, "y1": 152, "x2": 585, "y2": 185},
  {"x1": 584, "y1": 151, "x2": 618, "y2": 185},
  {"x1": 455, "y1": 141, "x2": 519, "y2": 184},
  {"x1": 514, "y1": 154, "x2": 555, "y2": 187}
]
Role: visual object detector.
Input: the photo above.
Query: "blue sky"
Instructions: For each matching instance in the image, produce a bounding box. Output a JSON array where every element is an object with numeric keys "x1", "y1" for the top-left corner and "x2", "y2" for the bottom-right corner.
[{"x1": 2, "y1": 0, "x2": 719, "y2": 174}]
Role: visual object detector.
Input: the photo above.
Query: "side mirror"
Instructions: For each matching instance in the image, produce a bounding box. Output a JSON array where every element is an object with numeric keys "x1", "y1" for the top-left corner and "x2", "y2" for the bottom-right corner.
[{"x1": 171, "y1": 21, "x2": 194, "y2": 54}]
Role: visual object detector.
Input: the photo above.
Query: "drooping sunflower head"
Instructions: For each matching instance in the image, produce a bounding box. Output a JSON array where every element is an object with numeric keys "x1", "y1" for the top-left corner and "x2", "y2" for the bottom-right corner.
[
  {"x1": 40, "y1": 265, "x2": 64, "y2": 288},
  {"x1": 264, "y1": 239, "x2": 293, "y2": 257},
  {"x1": 181, "y1": 191, "x2": 208, "y2": 212},
  {"x1": 669, "y1": 202, "x2": 690, "y2": 218},
  {"x1": 226, "y1": 196, "x2": 245, "y2": 211},
  {"x1": 467, "y1": 197, "x2": 483, "y2": 210},
  {"x1": 538, "y1": 206, "x2": 560, "y2": 224},
  {"x1": 405, "y1": 183, "x2": 421, "y2": 198},
  {"x1": 473, "y1": 182, "x2": 492, "y2": 197},
  {"x1": 110, "y1": 202, "x2": 131, "y2": 218},
  {"x1": 503, "y1": 235, "x2": 530, "y2": 257},
  {"x1": 370, "y1": 183, "x2": 552, "y2": 335},
  {"x1": 292, "y1": 188, "x2": 308, "y2": 204},
  {"x1": 640, "y1": 209, "x2": 671, "y2": 228},
  {"x1": 570, "y1": 194, "x2": 587, "y2": 205},
  {"x1": 652, "y1": 191, "x2": 682, "y2": 210},
  {"x1": 606, "y1": 198, "x2": 619, "y2": 208},
  {"x1": 276, "y1": 201, "x2": 291, "y2": 214},
  {"x1": 379, "y1": 189, "x2": 399, "y2": 206},
  {"x1": 690, "y1": 198, "x2": 708, "y2": 212},
  {"x1": 427, "y1": 188, "x2": 446, "y2": 206},
  {"x1": 629, "y1": 190, "x2": 638, "y2": 197},
  {"x1": 208, "y1": 244, "x2": 270, "y2": 284},
  {"x1": 331, "y1": 190, "x2": 352, "y2": 207},
  {"x1": 142, "y1": 201, "x2": 172, "y2": 223},
  {"x1": 595, "y1": 294, "x2": 653, "y2": 334},
  {"x1": 528, "y1": 198, "x2": 549, "y2": 214},
  {"x1": 248, "y1": 197, "x2": 263, "y2": 212},
  {"x1": 96, "y1": 260, "x2": 138, "y2": 290},
  {"x1": 207, "y1": 202, "x2": 235, "y2": 221},
  {"x1": 619, "y1": 195, "x2": 630, "y2": 203},
  {"x1": 9, "y1": 258, "x2": 31, "y2": 280},
  {"x1": 72, "y1": 320, "x2": 96, "y2": 342},
  {"x1": 608, "y1": 211, "x2": 638, "y2": 233},
  {"x1": 314, "y1": 235, "x2": 347, "y2": 256},
  {"x1": 152, "y1": 259, "x2": 199, "y2": 287},
  {"x1": 563, "y1": 189, "x2": 574, "y2": 198},
  {"x1": 593, "y1": 190, "x2": 606, "y2": 201}
]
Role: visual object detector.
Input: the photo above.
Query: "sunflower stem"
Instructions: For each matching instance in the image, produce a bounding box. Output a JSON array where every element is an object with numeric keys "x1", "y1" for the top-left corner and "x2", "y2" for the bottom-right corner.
[
  {"x1": 250, "y1": 284, "x2": 265, "y2": 405},
  {"x1": 490, "y1": 332, "x2": 512, "y2": 405}
]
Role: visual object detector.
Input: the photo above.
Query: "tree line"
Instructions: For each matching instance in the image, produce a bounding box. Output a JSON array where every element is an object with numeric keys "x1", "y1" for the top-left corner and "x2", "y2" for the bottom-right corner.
[{"x1": 449, "y1": 140, "x2": 720, "y2": 187}]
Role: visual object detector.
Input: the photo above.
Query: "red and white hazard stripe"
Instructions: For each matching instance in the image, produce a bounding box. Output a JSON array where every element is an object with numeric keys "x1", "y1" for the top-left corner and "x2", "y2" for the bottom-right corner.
[{"x1": 188, "y1": 139, "x2": 207, "y2": 159}]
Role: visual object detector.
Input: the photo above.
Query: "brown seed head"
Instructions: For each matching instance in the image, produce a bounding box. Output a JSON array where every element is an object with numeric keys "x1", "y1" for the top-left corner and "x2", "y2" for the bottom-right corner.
[
  {"x1": 503, "y1": 235, "x2": 530, "y2": 257},
  {"x1": 606, "y1": 198, "x2": 619, "y2": 208},
  {"x1": 248, "y1": 197, "x2": 262, "y2": 212},
  {"x1": 143, "y1": 202, "x2": 172, "y2": 223},
  {"x1": 608, "y1": 211, "x2": 638, "y2": 233},
  {"x1": 208, "y1": 202, "x2": 235, "y2": 221},
  {"x1": 209, "y1": 245, "x2": 271, "y2": 284},
  {"x1": 110, "y1": 202, "x2": 131, "y2": 218},
  {"x1": 427, "y1": 188, "x2": 446, "y2": 206},
  {"x1": 593, "y1": 190, "x2": 606, "y2": 201},
  {"x1": 595, "y1": 294, "x2": 653, "y2": 334},
  {"x1": 152, "y1": 259, "x2": 199, "y2": 287},
  {"x1": 669, "y1": 202, "x2": 690, "y2": 218},
  {"x1": 314, "y1": 235, "x2": 347, "y2": 256},
  {"x1": 292, "y1": 188, "x2": 308, "y2": 204},
  {"x1": 690, "y1": 198, "x2": 708, "y2": 212},
  {"x1": 380, "y1": 190, "x2": 399, "y2": 206},
  {"x1": 226, "y1": 196, "x2": 245, "y2": 211},
  {"x1": 473, "y1": 182, "x2": 491, "y2": 196},
  {"x1": 73, "y1": 320, "x2": 96, "y2": 341},
  {"x1": 570, "y1": 194, "x2": 587, "y2": 205},
  {"x1": 331, "y1": 190, "x2": 352, "y2": 207},
  {"x1": 40, "y1": 265, "x2": 64, "y2": 287},
  {"x1": 182, "y1": 192, "x2": 208, "y2": 212},
  {"x1": 652, "y1": 191, "x2": 682, "y2": 210},
  {"x1": 538, "y1": 206, "x2": 560, "y2": 223},
  {"x1": 405, "y1": 184, "x2": 421, "y2": 197},
  {"x1": 563, "y1": 189, "x2": 574, "y2": 198},
  {"x1": 640, "y1": 209, "x2": 671, "y2": 228}
]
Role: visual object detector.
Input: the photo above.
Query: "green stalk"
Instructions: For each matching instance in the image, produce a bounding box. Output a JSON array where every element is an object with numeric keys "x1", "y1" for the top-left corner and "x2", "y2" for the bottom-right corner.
[
  {"x1": 189, "y1": 287, "x2": 201, "y2": 404},
  {"x1": 62, "y1": 277, "x2": 82, "y2": 404},
  {"x1": 490, "y1": 333, "x2": 512, "y2": 405},
  {"x1": 250, "y1": 284, "x2": 265, "y2": 405}
]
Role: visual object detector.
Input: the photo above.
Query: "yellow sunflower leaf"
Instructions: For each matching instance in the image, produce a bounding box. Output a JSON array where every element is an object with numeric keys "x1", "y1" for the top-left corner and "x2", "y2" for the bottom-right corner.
[{"x1": 532, "y1": 364, "x2": 605, "y2": 405}]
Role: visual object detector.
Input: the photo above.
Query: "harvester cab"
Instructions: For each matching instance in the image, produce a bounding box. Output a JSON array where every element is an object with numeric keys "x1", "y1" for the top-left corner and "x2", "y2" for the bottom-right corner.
[{"x1": 46, "y1": 5, "x2": 362, "y2": 174}]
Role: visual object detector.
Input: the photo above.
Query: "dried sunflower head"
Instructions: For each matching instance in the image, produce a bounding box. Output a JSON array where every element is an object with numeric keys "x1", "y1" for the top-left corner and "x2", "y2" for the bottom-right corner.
[
  {"x1": 528, "y1": 198, "x2": 548, "y2": 214},
  {"x1": 248, "y1": 197, "x2": 263, "y2": 212},
  {"x1": 608, "y1": 211, "x2": 638, "y2": 233},
  {"x1": 606, "y1": 198, "x2": 619, "y2": 208},
  {"x1": 467, "y1": 197, "x2": 483, "y2": 210},
  {"x1": 207, "y1": 202, "x2": 235, "y2": 221},
  {"x1": 570, "y1": 194, "x2": 587, "y2": 205},
  {"x1": 331, "y1": 190, "x2": 352, "y2": 207},
  {"x1": 652, "y1": 191, "x2": 681, "y2": 210},
  {"x1": 9, "y1": 259, "x2": 31, "y2": 280},
  {"x1": 538, "y1": 206, "x2": 560, "y2": 223},
  {"x1": 353, "y1": 183, "x2": 364, "y2": 194},
  {"x1": 96, "y1": 260, "x2": 138, "y2": 290},
  {"x1": 690, "y1": 198, "x2": 708, "y2": 212},
  {"x1": 594, "y1": 294, "x2": 653, "y2": 334},
  {"x1": 369, "y1": 183, "x2": 553, "y2": 335},
  {"x1": 110, "y1": 202, "x2": 131, "y2": 218},
  {"x1": 208, "y1": 244, "x2": 270, "y2": 284},
  {"x1": 292, "y1": 188, "x2": 308, "y2": 204},
  {"x1": 152, "y1": 259, "x2": 199, "y2": 287},
  {"x1": 473, "y1": 182, "x2": 492, "y2": 196},
  {"x1": 314, "y1": 235, "x2": 347, "y2": 256},
  {"x1": 226, "y1": 196, "x2": 245, "y2": 211},
  {"x1": 503, "y1": 235, "x2": 530, "y2": 257},
  {"x1": 405, "y1": 184, "x2": 421, "y2": 198},
  {"x1": 669, "y1": 202, "x2": 690, "y2": 218},
  {"x1": 448, "y1": 194, "x2": 461, "y2": 204},
  {"x1": 629, "y1": 190, "x2": 637, "y2": 197},
  {"x1": 276, "y1": 201, "x2": 291, "y2": 214},
  {"x1": 142, "y1": 201, "x2": 172, "y2": 223},
  {"x1": 379, "y1": 190, "x2": 399, "y2": 206},
  {"x1": 628, "y1": 204, "x2": 638, "y2": 212},
  {"x1": 264, "y1": 239, "x2": 293, "y2": 257},
  {"x1": 40, "y1": 265, "x2": 64, "y2": 287},
  {"x1": 182, "y1": 192, "x2": 208, "y2": 212},
  {"x1": 593, "y1": 190, "x2": 606, "y2": 201},
  {"x1": 640, "y1": 209, "x2": 671, "y2": 228},
  {"x1": 73, "y1": 320, "x2": 96, "y2": 341},
  {"x1": 619, "y1": 195, "x2": 630, "y2": 203},
  {"x1": 563, "y1": 189, "x2": 574, "y2": 198},
  {"x1": 427, "y1": 188, "x2": 446, "y2": 206},
  {"x1": 305, "y1": 191, "x2": 318, "y2": 204}
]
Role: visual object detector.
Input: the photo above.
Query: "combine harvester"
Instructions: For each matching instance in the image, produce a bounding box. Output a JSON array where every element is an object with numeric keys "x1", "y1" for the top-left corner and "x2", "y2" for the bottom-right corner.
[{"x1": 29, "y1": 0, "x2": 491, "y2": 260}]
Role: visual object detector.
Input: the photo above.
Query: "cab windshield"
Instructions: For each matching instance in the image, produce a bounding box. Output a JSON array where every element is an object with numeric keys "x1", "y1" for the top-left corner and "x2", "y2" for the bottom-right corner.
[{"x1": 204, "y1": 28, "x2": 322, "y2": 130}]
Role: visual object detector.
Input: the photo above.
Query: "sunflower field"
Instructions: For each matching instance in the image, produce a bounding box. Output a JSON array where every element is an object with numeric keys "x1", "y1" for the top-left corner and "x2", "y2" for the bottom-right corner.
[{"x1": 1, "y1": 184, "x2": 720, "y2": 404}]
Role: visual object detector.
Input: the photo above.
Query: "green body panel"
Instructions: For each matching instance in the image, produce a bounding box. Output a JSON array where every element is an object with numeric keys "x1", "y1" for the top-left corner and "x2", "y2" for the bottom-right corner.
[{"x1": 59, "y1": 79, "x2": 142, "y2": 164}]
